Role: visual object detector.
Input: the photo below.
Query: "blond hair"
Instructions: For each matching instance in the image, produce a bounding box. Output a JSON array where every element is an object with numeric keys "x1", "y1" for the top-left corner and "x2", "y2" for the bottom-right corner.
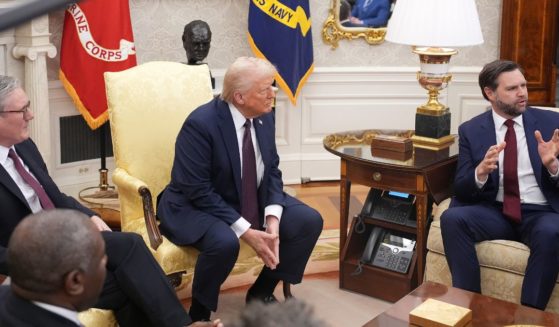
[{"x1": 221, "y1": 57, "x2": 277, "y2": 103}]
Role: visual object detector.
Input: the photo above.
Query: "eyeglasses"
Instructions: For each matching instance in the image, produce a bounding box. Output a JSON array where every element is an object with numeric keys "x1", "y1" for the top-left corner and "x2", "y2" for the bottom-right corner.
[{"x1": 0, "y1": 105, "x2": 30, "y2": 115}]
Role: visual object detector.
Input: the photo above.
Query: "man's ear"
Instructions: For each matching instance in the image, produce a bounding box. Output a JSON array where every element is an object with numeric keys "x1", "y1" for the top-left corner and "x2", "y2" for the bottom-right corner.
[
  {"x1": 233, "y1": 91, "x2": 244, "y2": 105},
  {"x1": 64, "y1": 270, "x2": 85, "y2": 296},
  {"x1": 484, "y1": 86, "x2": 495, "y2": 101}
]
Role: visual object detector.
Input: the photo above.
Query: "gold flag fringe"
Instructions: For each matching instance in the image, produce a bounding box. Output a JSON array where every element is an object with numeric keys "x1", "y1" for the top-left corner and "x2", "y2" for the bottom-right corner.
[{"x1": 59, "y1": 69, "x2": 108, "y2": 130}]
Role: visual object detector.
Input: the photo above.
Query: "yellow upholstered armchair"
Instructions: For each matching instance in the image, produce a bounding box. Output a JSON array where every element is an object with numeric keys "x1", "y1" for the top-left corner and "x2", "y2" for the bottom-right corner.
[
  {"x1": 104, "y1": 61, "x2": 292, "y2": 301},
  {"x1": 105, "y1": 61, "x2": 213, "y2": 285},
  {"x1": 77, "y1": 61, "x2": 212, "y2": 327}
]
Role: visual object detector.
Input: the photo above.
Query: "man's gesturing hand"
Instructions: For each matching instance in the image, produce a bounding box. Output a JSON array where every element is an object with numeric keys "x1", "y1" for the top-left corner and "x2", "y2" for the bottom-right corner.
[
  {"x1": 535, "y1": 129, "x2": 559, "y2": 175},
  {"x1": 476, "y1": 142, "x2": 506, "y2": 183}
]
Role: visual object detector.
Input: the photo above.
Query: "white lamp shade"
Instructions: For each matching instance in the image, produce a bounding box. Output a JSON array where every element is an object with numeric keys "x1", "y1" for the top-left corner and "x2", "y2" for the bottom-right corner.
[{"x1": 385, "y1": 0, "x2": 484, "y2": 47}]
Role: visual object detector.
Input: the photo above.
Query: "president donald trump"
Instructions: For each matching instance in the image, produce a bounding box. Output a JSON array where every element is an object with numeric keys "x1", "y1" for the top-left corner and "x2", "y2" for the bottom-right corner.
[{"x1": 157, "y1": 57, "x2": 323, "y2": 322}]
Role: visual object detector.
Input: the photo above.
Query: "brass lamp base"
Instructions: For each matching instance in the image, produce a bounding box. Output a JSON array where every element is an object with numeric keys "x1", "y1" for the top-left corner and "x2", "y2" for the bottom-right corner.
[
  {"x1": 412, "y1": 134, "x2": 455, "y2": 150},
  {"x1": 79, "y1": 169, "x2": 118, "y2": 203}
]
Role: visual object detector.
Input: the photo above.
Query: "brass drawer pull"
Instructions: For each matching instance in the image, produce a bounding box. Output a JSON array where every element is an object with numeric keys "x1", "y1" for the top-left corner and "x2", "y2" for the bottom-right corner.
[{"x1": 372, "y1": 172, "x2": 382, "y2": 181}]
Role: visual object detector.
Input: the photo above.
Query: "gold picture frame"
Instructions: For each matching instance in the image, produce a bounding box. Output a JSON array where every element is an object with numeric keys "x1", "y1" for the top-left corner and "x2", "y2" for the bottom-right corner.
[{"x1": 322, "y1": 0, "x2": 387, "y2": 49}]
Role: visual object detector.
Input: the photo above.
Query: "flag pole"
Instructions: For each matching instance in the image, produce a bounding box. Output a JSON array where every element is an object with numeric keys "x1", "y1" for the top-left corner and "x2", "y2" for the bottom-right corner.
[
  {"x1": 78, "y1": 122, "x2": 118, "y2": 204},
  {"x1": 97, "y1": 122, "x2": 115, "y2": 194},
  {"x1": 78, "y1": 123, "x2": 119, "y2": 230}
]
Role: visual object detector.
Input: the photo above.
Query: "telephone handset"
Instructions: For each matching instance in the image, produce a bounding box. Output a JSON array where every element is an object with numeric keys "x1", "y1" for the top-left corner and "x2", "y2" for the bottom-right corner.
[
  {"x1": 360, "y1": 226, "x2": 415, "y2": 274},
  {"x1": 361, "y1": 227, "x2": 385, "y2": 263}
]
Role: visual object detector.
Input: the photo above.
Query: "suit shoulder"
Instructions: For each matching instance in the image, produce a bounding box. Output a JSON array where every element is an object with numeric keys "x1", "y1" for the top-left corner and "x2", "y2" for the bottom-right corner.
[
  {"x1": 459, "y1": 110, "x2": 491, "y2": 130},
  {"x1": 528, "y1": 106, "x2": 559, "y2": 119},
  {"x1": 187, "y1": 97, "x2": 222, "y2": 122},
  {"x1": 16, "y1": 139, "x2": 38, "y2": 152}
]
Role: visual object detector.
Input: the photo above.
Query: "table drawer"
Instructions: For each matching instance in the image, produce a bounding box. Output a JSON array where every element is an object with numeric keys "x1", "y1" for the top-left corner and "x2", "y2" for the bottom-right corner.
[{"x1": 346, "y1": 163, "x2": 417, "y2": 191}]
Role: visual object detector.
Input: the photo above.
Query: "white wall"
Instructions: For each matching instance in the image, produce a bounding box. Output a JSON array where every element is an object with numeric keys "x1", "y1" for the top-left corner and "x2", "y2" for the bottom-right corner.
[
  {"x1": 46, "y1": 0, "x2": 502, "y2": 72},
  {"x1": 3, "y1": 0, "x2": 502, "y2": 195}
]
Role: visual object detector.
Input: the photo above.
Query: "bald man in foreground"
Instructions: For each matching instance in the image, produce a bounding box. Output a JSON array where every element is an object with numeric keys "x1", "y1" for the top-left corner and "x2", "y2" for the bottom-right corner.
[
  {"x1": 0, "y1": 209, "x2": 106, "y2": 326},
  {"x1": 0, "y1": 210, "x2": 223, "y2": 327}
]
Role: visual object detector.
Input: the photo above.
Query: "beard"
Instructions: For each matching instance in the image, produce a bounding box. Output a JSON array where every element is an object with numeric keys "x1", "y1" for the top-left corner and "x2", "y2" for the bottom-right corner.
[{"x1": 495, "y1": 98, "x2": 526, "y2": 117}]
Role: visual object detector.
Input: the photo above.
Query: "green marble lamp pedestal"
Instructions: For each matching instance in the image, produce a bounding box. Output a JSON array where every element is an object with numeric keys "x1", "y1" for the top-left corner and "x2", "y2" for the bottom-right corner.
[{"x1": 412, "y1": 110, "x2": 455, "y2": 150}]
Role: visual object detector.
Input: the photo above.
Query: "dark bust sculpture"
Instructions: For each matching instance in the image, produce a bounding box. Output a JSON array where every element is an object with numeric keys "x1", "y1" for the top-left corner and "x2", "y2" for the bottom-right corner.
[
  {"x1": 182, "y1": 20, "x2": 212, "y2": 65},
  {"x1": 182, "y1": 20, "x2": 214, "y2": 88}
]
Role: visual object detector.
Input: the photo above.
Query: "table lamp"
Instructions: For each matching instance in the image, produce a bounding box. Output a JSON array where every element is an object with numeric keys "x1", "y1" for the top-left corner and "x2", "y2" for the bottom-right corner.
[{"x1": 385, "y1": 0, "x2": 483, "y2": 150}]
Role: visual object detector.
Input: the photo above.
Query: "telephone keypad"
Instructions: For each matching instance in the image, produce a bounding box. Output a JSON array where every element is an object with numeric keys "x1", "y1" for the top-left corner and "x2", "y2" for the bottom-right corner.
[{"x1": 371, "y1": 244, "x2": 414, "y2": 274}]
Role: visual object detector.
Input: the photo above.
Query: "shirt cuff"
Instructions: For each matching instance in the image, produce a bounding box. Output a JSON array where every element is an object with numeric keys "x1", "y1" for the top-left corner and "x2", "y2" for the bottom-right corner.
[
  {"x1": 231, "y1": 217, "x2": 251, "y2": 238},
  {"x1": 474, "y1": 170, "x2": 487, "y2": 189},
  {"x1": 264, "y1": 204, "x2": 283, "y2": 227}
]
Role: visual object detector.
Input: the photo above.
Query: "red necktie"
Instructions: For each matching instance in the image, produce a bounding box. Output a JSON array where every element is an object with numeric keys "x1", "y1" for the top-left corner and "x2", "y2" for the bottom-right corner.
[
  {"x1": 8, "y1": 149, "x2": 55, "y2": 210},
  {"x1": 503, "y1": 119, "x2": 521, "y2": 222},
  {"x1": 241, "y1": 119, "x2": 259, "y2": 229}
]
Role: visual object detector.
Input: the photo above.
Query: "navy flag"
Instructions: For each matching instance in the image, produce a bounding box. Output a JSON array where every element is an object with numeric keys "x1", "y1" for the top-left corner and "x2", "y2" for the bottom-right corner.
[{"x1": 248, "y1": 0, "x2": 314, "y2": 105}]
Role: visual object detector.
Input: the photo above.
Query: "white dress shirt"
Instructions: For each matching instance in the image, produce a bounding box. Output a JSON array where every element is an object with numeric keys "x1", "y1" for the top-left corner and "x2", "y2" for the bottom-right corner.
[
  {"x1": 475, "y1": 110, "x2": 558, "y2": 204},
  {"x1": 0, "y1": 145, "x2": 43, "y2": 213},
  {"x1": 228, "y1": 104, "x2": 283, "y2": 237}
]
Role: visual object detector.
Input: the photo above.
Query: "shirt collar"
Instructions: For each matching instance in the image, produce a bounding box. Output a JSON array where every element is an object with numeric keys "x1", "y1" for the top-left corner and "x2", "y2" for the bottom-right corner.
[
  {"x1": 0, "y1": 144, "x2": 11, "y2": 166},
  {"x1": 491, "y1": 109, "x2": 523, "y2": 129},
  {"x1": 32, "y1": 301, "x2": 81, "y2": 326},
  {"x1": 228, "y1": 102, "x2": 251, "y2": 131}
]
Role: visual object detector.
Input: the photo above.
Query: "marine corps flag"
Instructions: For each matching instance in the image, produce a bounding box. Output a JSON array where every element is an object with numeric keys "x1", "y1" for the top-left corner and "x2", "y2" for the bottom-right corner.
[
  {"x1": 248, "y1": 0, "x2": 314, "y2": 105},
  {"x1": 59, "y1": 0, "x2": 136, "y2": 130}
]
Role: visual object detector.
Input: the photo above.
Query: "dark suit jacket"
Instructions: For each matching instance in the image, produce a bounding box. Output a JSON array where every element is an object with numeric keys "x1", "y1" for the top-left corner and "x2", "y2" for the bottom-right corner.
[
  {"x1": 157, "y1": 97, "x2": 286, "y2": 245},
  {"x1": 351, "y1": 0, "x2": 390, "y2": 27},
  {"x1": 452, "y1": 107, "x2": 559, "y2": 212},
  {"x1": 0, "y1": 139, "x2": 95, "y2": 275},
  {"x1": 0, "y1": 286, "x2": 80, "y2": 326}
]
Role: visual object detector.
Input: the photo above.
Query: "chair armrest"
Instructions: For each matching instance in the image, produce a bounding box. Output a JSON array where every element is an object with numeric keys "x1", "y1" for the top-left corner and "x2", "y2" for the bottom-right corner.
[
  {"x1": 112, "y1": 167, "x2": 148, "y2": 194},
  {"x1": 432, "y1": 198, "x2": 451, "y2": 222},
  {"x1": 138, "y1": 186, "x2": 163, "y2": 250},
  {"x1": 112, "y1": 168, "x2": 163, "y2": 250}
]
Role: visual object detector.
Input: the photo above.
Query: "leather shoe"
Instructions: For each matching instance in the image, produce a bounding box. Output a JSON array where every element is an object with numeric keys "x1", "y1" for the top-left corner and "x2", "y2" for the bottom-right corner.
[{"x1": 245, "y1": 292, "x2": 278, "y2": 304}]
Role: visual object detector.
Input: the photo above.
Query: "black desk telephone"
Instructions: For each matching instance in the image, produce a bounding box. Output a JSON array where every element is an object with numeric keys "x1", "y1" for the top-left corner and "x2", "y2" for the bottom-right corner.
[
  {"x1": 361, "y1": 189, "x2": 416, "y2": 227},
  {"x1": 361, "y1": 227, "x2": 415, "y2": 274}
]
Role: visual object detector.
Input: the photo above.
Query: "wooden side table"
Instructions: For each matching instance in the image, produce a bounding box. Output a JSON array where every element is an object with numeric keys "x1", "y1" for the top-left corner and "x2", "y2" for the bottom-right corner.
[
  {"x1": 79, "y1": 189, "x2": 121, "y2": 230},
  {"x1": 363, "y1": 281, "x2": 559, "y2": 326},
  {"x1": 324, "y1": 130, "x2": 457, "y2": 302}
]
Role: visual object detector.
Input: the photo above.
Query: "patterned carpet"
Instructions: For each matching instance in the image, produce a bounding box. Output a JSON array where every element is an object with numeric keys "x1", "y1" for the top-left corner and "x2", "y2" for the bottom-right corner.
[
  {"x1": 290, "y1": 182, "x2": 369, "y2": 275},
  {"x1": 293, "y1": 182, "x2": 369, "y2": 230}
]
